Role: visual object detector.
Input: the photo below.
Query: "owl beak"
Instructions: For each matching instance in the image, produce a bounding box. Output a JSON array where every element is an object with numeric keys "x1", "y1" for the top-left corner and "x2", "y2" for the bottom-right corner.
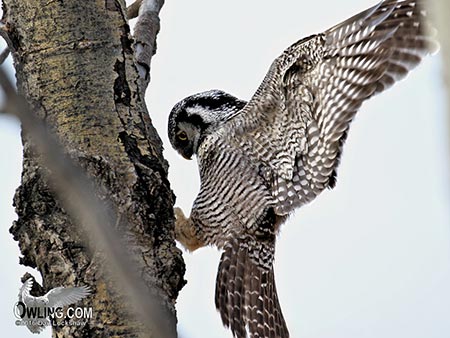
[
  {"x1": 179, "y1": 145, "x2": 194, "y2": 160},
  {"x1": 181, "y1": 153, "x2": 192, "y2": 160}
]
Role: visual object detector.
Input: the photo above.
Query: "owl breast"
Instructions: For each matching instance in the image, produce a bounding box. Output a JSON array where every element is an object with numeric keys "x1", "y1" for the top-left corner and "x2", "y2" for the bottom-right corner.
[{"x1": 191, "y1": 134, "x2": 275, "y2": 248}]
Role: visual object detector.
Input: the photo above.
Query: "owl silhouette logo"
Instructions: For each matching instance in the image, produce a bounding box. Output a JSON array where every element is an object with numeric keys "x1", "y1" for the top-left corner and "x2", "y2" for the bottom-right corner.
[{"x1": 14, "y1": 278, "x2": 91, "y2": 334}]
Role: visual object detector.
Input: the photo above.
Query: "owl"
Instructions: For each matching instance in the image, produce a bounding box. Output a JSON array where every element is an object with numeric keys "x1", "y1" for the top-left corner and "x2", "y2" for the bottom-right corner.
[{"x1": 167, "y1": 1, "x2": 438, "y2": 337}]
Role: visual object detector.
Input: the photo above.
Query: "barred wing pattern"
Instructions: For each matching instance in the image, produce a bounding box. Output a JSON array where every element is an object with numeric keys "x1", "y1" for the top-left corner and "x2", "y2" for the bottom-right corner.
[
  {"x1": 226, "y1": 0, "x2": 438, "y2": 216},
  {"x1": 188, "y1": 1, "x2": 439, "y2": 338}
]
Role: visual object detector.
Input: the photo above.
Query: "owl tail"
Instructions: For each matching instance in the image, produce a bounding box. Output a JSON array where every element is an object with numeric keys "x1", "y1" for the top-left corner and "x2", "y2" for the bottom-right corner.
[{"x1": 215, "y1": 238, "x2": 289, "y2": 338}]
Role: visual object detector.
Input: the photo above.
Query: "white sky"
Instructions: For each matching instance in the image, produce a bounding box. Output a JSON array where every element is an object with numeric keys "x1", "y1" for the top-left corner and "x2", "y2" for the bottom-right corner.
[{"x1": 1, "y1": 1, "x2": 449, "y2": 337}]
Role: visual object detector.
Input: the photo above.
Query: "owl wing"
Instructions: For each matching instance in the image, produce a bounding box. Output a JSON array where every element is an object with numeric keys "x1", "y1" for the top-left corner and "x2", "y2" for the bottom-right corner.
[
  {"x1": 46, "y1": 285, "x2": 91, "y2": 308},
  {"x1": 18, "y1": 278, "x2": 34, "y2": 303},
  {"x1": 225, "y1": 0, "x2": 438, "y2": 215}
]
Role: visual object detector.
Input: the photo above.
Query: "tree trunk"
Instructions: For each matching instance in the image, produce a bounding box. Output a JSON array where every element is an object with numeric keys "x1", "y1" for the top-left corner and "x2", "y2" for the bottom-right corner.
[{"x1": 2, "y1": 0, "x2": 184, "y2": 337}]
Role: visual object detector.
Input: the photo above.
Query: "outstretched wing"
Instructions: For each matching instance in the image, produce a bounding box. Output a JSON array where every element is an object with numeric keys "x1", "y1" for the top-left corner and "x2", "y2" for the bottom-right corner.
[
  {"x1": 46, "y1": 285, "x2": 91, "y2": 308},
  {"x1": 225, "y1": 0, "x2": 438, "y2": 215},
  {"x1": 18, "y1": 278, "x2": 33, "y2": 303}
]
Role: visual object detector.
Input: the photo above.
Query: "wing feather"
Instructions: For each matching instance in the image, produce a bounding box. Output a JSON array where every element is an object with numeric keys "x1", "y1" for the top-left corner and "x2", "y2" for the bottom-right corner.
[
  {"x1": 225, "y1": 0, "x2": 437, "y2": 215},
  {"x1": 18, "y1": 278, "x2": 33, "y2": 303},
  {"x1": 46, "y1": 285, "x2": 91, "y2": 308}
]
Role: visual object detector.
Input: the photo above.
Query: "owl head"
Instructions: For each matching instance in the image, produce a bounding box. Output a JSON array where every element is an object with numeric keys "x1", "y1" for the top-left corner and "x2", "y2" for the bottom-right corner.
[{"x1": 168, "y1": 89, "x2": 246, "y2": 159}]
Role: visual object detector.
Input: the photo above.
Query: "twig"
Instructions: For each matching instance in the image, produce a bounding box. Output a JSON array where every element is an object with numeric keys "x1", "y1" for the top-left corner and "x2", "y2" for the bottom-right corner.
[
  {"x1": 0, "y1": 47, "x2": 10, "y2": 64},
  {"x1": 127, "y1": 0, "x2": 143, "y2": 19},
  {"x1": 132, "y1": 0, "x2": 165, "y2": 93},
  {"x1": 0, "y1": 67, "x2": 175, "y2": 338}
]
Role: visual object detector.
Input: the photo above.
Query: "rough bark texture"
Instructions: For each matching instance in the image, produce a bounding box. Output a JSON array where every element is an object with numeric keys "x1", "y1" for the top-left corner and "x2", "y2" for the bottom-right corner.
[{"x1": 3, "y1": 0, "x2": 185, "y2": 337}]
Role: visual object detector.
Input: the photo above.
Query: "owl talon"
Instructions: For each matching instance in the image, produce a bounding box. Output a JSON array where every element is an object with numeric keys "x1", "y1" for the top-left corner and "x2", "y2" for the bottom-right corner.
[{"x1": 174, "y1": 207, "x2": 203, "y2": 252}]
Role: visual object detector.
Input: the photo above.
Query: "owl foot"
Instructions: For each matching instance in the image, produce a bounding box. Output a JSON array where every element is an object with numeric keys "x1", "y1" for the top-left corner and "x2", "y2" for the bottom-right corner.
[{"x1": 174, "y1": 207, "x2": 204, "y2": 252}]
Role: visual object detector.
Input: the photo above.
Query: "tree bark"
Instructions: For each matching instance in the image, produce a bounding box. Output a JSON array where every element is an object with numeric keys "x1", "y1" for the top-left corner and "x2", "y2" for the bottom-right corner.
[{"x1": 2, "y1": 0, "x2": 184, "y2": 337}]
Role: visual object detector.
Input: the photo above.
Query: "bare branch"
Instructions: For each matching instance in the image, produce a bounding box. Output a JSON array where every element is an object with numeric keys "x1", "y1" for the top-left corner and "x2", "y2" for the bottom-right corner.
[
  {"x1": 0, "y1": 22, "x2": 14, "y2": 52},
  {"x1": 0, "y1": 67, "x2": 175, "y2": 338},
  {"x1": 132, "y1": 0, "x2": 165, "y2": 93},
  {"x1": 0, "y1": 47, "x2": 10, "y2": 64},
  {"x1": 127, "y1": 0, "x2": 143, "y2": 19}
]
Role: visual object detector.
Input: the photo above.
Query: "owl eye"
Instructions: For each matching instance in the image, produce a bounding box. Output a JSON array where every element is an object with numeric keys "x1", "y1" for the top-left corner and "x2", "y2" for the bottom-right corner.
[{"x1": 177, "y1": 131, "x2": 188, "y2": 141}]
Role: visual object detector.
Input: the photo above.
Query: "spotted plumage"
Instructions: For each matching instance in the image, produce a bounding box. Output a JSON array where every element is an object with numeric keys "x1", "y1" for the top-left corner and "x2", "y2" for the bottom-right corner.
[{"x1": 168, "y1": 1, "x2": 438, "y2": 337}]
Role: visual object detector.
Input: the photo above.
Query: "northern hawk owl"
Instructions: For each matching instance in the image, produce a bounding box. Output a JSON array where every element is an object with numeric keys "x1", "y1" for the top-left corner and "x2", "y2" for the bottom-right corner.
[{"x1": 167, "y1": 1, "x2": 438, "y2": 337}]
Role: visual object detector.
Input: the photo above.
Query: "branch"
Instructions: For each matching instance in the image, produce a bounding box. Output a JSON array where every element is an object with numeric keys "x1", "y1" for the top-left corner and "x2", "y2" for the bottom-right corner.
[
  {"x1": 0, "y1": 67, "x2": 175, "y2": 338},
  {"x1": 127, "y1": 0, "x2": 143, "y2": 19},
  {"x1": 0, "y1": 47, "x2": 10, "y2": 64},
  {"x1": 132, "y1": 0, "x2": 165, "y2": 93}
]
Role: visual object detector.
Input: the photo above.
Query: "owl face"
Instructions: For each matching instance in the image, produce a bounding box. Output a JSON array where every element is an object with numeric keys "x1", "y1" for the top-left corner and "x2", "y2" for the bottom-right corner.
[
  {"x1": 170, "y1": 120, "x2": 202, "y2": 160},
  {"x1": 168, "y1": 90, "x2": 247, "y2": 159}
]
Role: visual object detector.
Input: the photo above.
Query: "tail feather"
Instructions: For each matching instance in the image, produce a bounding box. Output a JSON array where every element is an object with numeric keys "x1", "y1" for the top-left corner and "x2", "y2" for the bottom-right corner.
[
  {"x1": 215, "y1": 239, "x2": 289, "y2": 338},
  {"x1": 216, "y1": 247, "x2": 232, "y2": 327},
  {"x1": 216, "y1": 239, "x2": 247, "y2": 337}
]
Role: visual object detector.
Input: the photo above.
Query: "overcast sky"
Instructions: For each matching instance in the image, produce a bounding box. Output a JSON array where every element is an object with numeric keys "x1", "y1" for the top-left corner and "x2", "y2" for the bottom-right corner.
[{"x1": 1, "y1": 1, "x2": 449, "y2": 337}]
